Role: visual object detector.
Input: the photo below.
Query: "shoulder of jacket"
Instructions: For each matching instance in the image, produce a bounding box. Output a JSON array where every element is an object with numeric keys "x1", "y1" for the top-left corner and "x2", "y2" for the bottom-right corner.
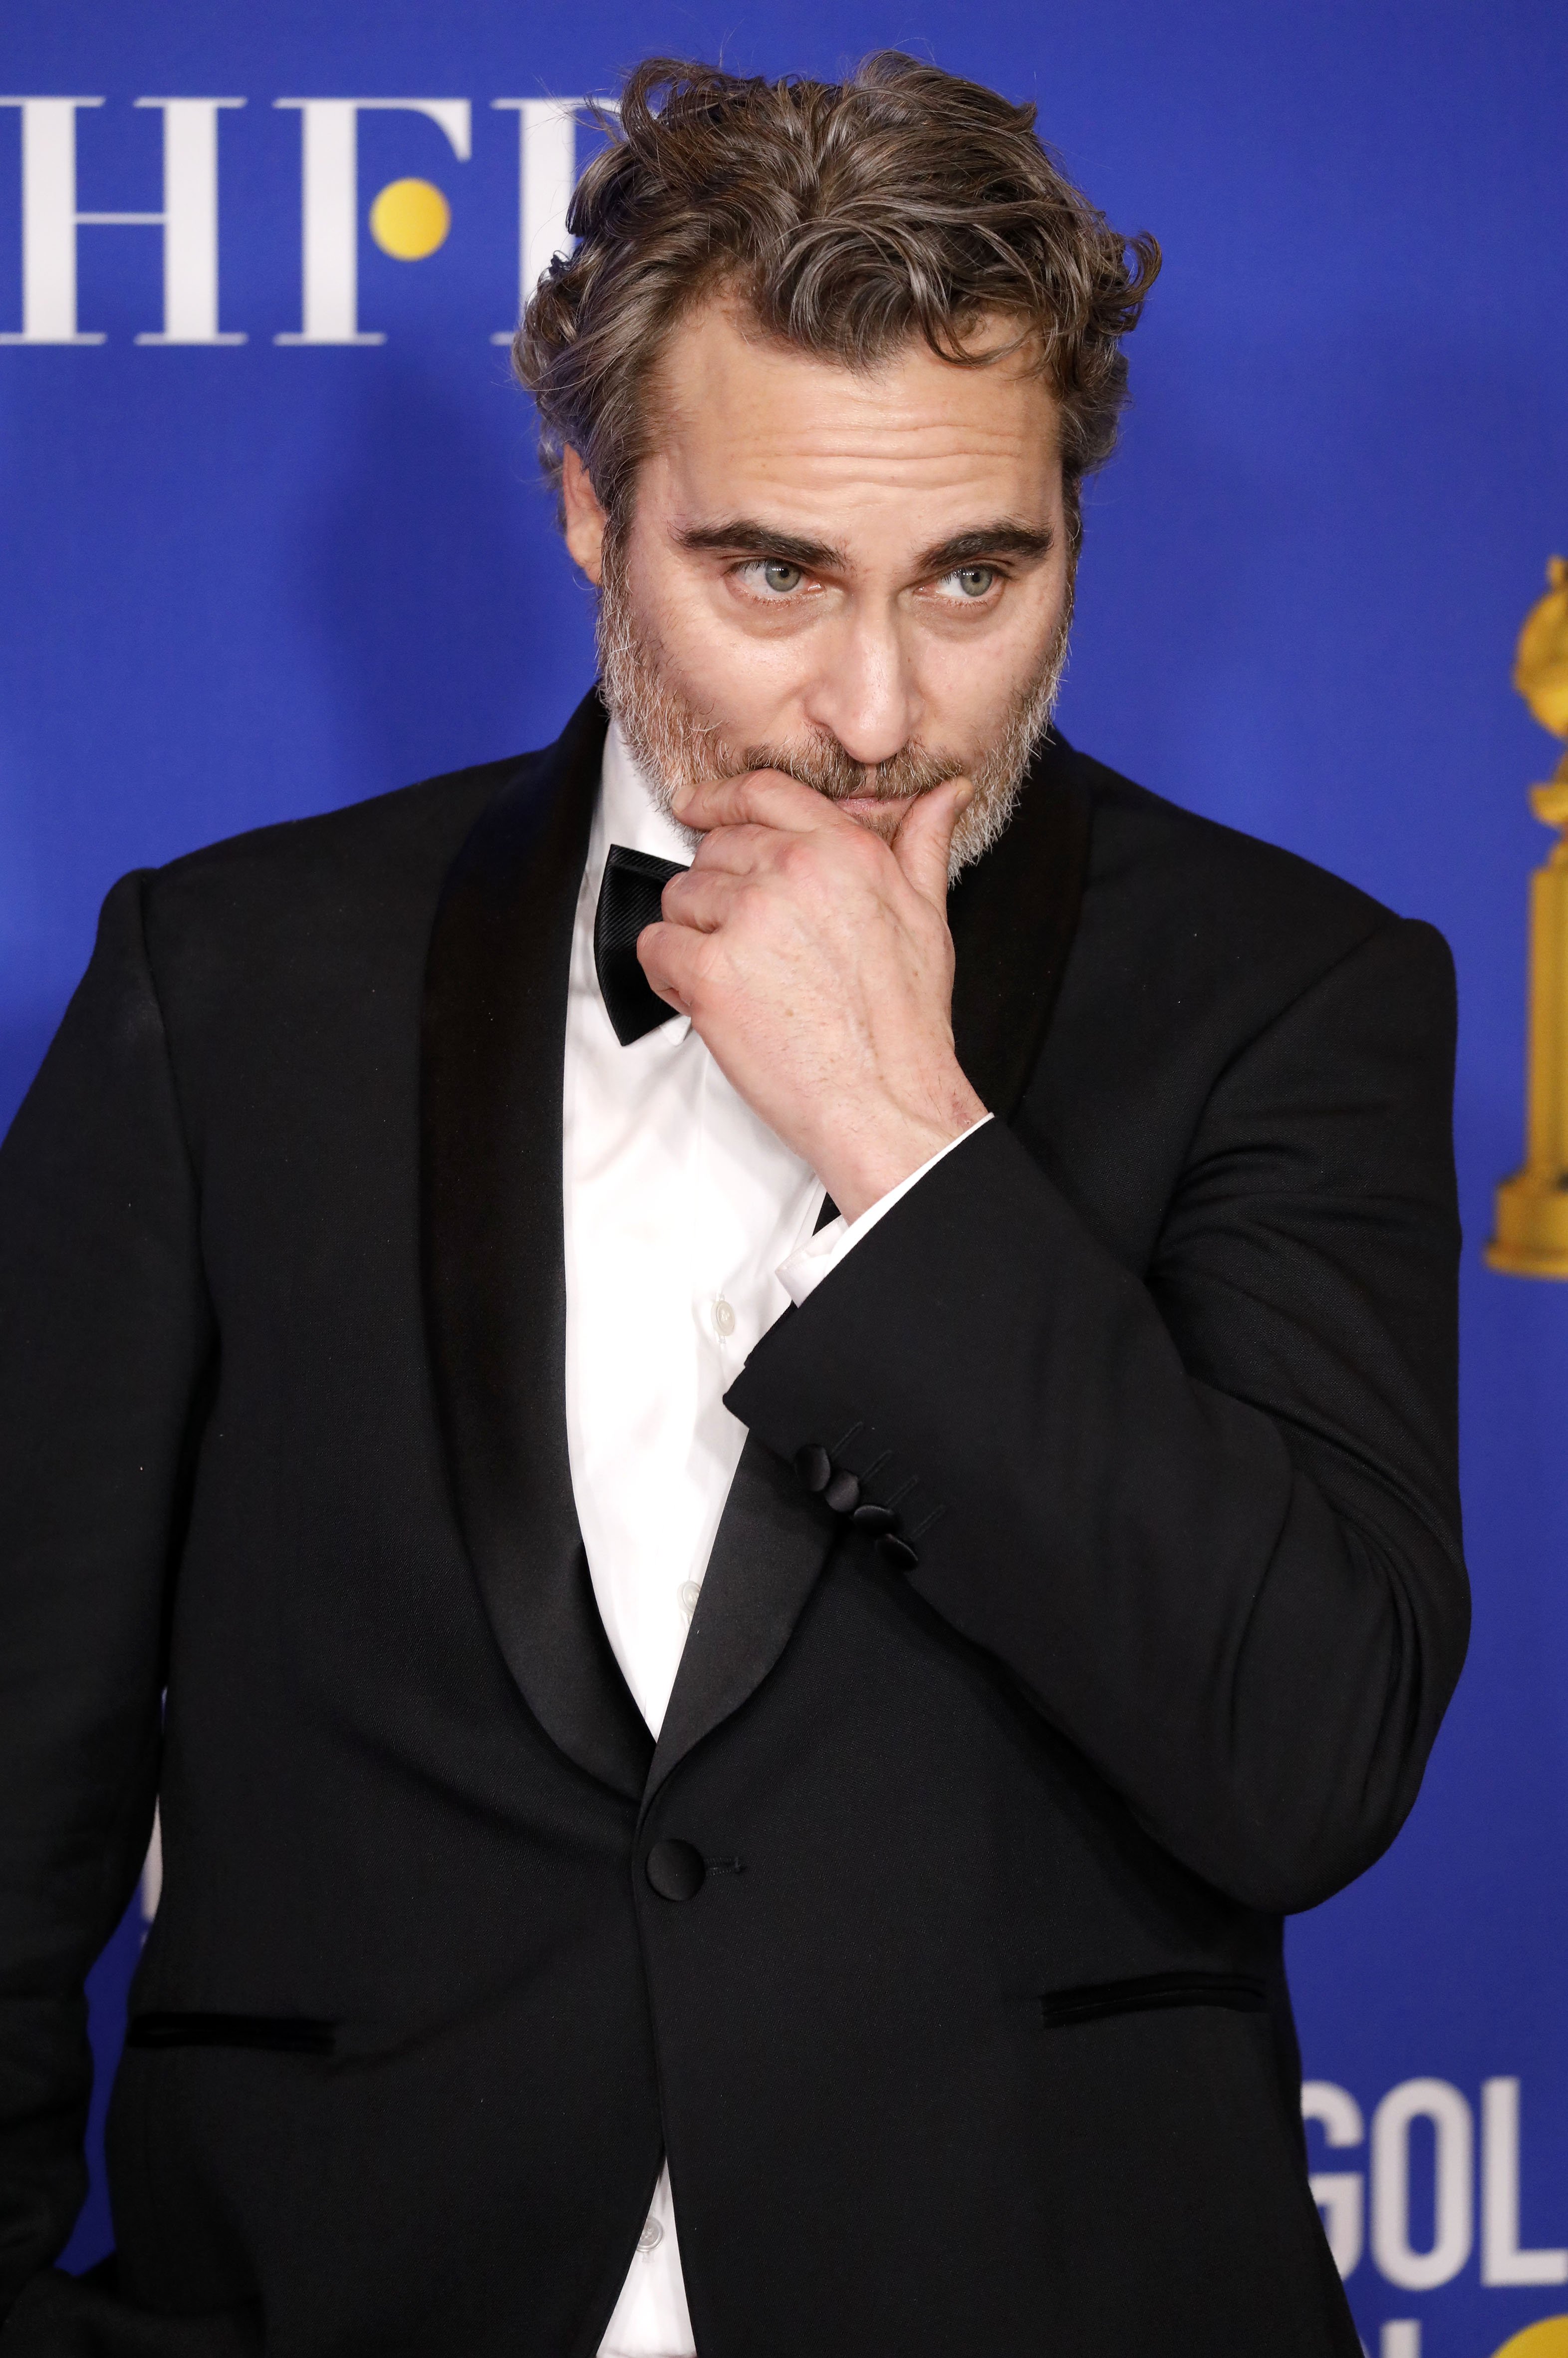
[
  {"x1": 1064, "y1": 742, "x2": 1401, "y2": 979},
  {"x1": 127, "y1": 741, "x2": 568, "y2": 1035},
  {"x1": 141, "y1": 744, "x2": 548, "y2": 913}
]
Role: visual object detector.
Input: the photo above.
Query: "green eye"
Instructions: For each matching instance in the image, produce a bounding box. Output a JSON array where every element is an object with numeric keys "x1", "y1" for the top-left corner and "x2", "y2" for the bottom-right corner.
[
  {"x1": 761, "y1": 561, "x2": 802, "y2": 593},
  {"x1": 952, "y1": 565, "x2": 996, "y2": 598}
]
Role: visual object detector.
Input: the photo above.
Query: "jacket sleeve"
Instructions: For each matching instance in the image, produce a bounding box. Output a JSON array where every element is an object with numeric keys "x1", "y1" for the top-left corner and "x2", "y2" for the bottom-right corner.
[
  {"x1": 0, "y1": 875, "x2": 213, "y2": 2317},
  {"x1": 726, "y1": 914, "x2": 1467, "y2": 1914}
]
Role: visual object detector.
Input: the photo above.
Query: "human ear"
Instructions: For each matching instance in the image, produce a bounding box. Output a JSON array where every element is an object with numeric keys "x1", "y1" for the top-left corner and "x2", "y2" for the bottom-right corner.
[{"x1": 561, "y1": 446, "x2": 607, "y2": 586}]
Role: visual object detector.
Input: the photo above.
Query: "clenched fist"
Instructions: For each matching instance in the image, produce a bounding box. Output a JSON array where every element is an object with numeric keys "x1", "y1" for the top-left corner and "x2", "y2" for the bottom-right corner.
[{"x1": 637, "y1": 770, "x2": 987, "y2": 1223}]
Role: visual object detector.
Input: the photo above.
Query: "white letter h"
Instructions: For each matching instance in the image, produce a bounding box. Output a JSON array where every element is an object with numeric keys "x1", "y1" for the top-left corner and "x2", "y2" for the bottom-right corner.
[{"x1": 0, "y1": 96, "x2": 246, "y2": 344}]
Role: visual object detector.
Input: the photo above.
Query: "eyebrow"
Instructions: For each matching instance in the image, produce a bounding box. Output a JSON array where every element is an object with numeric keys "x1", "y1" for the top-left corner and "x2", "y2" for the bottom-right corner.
[
  {"x1": 914, "y1": 523, "x2": 1056, "y2": 573},
  {"x1": 675, "y1": 517, "x2": 1055, "y2": 576},
  {"x1": 677, "y1": 521, "x2": 848, "y2": 571}
]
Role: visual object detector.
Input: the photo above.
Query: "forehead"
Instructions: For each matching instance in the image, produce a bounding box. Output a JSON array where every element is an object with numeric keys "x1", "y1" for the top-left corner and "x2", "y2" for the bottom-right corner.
[{"x1": 640, "y1": 298, "x2": 1061, "y2": 544}]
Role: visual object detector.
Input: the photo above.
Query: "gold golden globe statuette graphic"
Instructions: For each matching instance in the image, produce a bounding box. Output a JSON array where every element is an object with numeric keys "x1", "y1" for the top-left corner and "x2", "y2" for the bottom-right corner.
[
  {"x1": 1488, "y1": 558, "x2": 1568, "y2": 1276},
  {"x1": 1490, "y1": 2320, "x2": 1568, "y2": 2357}
]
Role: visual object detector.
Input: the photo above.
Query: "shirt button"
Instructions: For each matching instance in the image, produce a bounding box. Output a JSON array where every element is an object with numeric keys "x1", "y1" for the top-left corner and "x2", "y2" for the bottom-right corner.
[
  {"x1": 637, "y1": 2218, "x2": 664, "y2": 2253},
  {"x1": 712, "y1": 1295, "x2": 736, "y2": 1337},
  {"x1": 678, "y1": 1579, "x2": 702, "y2": 1618}
]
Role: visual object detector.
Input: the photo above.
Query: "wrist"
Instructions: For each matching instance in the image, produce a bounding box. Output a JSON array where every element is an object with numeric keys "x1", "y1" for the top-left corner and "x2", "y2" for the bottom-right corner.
[{"x1": 815, "y1": 1067, "x2": 987, "y2": 1225}]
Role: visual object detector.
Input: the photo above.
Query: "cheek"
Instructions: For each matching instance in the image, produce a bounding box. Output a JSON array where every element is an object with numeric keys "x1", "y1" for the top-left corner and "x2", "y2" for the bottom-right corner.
[
  {"x1": 916, "y1": 597, "x2": 1060, "y2": 741},
  {"x1": 643, "y1": 568, "x2": 813, "y2": 734}
]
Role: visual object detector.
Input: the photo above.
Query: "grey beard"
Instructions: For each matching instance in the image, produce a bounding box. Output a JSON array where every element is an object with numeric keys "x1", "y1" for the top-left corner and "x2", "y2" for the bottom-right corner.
[{"x1": 596, "y1": 541, "x2": 1072, "y2": 883}]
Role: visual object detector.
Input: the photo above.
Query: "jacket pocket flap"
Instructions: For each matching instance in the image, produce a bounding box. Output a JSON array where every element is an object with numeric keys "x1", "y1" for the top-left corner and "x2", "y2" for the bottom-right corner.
[{"x1": 1041, "y1": 1970, "x2": 1267, "y2": 2029}]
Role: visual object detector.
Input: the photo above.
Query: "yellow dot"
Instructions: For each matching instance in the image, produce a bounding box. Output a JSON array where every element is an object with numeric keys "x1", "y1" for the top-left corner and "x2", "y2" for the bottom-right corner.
[
  {"x1": 368, "y1": 177, "x2": 450, "y2": 261},
  {"x1": 1492, "y1": 2323, "x2": 1568, "y2": 2358}
]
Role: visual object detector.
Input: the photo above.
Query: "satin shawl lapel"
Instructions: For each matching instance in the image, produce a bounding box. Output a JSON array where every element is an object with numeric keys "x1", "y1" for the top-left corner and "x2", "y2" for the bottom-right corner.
[
  {"x1": 946, "y1": 726, "x2": 1095, "y2": 1118},
  {"x1": 647, "y1": 729, "x2": 1095, "y2": 1805},
  {"x1": 422, "y1": 689, "x2": 654, "y2": 1800}
]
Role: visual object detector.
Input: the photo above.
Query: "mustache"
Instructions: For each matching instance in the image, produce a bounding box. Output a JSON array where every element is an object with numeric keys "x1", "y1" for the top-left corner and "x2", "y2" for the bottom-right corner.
[{"x1": 722, "y1": 737, "x2": 967, "y2": 802}]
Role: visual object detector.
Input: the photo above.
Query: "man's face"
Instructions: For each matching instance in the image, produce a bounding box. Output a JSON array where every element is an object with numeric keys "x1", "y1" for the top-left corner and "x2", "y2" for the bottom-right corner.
[{"x1": 562, "y1": 298, "x2": 1073, "y2": 872}]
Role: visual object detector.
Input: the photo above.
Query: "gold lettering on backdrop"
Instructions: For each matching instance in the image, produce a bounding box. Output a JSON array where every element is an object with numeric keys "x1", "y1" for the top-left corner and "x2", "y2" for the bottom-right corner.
[{"x1": 1488, "y1": 559, "x2": 1568, "y2": 1277}]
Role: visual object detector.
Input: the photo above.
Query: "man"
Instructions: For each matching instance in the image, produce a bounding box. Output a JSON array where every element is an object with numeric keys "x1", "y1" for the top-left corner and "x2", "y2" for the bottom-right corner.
[{"x1": 0, "y1": 52, "x2": 1465, "y2": 2358}]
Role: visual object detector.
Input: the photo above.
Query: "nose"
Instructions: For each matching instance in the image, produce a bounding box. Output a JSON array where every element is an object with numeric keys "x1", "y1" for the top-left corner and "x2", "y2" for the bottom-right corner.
[{"x1": 801, "y1": 604, "x2": 922, "y2": 770}]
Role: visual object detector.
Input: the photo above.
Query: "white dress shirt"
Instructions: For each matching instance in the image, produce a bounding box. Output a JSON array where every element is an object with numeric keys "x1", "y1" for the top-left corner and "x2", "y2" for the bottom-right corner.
[{"x1": 563, "y1": 721, "x2": 986, "y2": 2358}]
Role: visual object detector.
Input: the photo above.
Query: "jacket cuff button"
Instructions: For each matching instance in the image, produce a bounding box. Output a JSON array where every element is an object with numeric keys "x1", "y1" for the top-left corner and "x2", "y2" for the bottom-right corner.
[
  {"x1": 851, "y1": 1501, "x2": 896, "y2": 1537},
  {"x1": 794, "y1": 1443, "x2": 832, "y2": 1494},
  {"x1": 823, "y1": 1468, "x2": 861, "y2": 1515},
  {"x1": 877, "y1": 1533, "x2": 919, "y2": 1572}
]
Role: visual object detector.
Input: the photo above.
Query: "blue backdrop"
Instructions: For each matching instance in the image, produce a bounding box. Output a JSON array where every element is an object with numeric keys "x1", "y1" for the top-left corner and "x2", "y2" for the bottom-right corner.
[{"x1": 1, "y1": 6, "x2": 1564, "y2": 2354}]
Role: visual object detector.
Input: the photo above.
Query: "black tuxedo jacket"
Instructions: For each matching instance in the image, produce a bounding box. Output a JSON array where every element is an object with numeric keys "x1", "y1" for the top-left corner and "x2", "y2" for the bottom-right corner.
[{"x1": 0, "y1": 692, "x2": 1465, "y2": 2356}]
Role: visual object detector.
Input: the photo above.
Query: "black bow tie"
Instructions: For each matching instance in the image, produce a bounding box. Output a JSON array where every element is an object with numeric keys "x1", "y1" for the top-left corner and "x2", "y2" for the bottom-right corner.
[{"x1": 594, "y1": 843, "x2": 691, "y2": 1045}]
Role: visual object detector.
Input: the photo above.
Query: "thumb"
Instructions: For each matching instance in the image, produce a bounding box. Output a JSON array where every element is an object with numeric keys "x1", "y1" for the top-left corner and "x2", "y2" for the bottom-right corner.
[{"x1": 892, "y1": 775, "x2": 973, "y2": 907}]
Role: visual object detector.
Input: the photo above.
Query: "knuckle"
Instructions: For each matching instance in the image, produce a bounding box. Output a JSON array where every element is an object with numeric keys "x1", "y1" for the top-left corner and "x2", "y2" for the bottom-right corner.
[{"x1": 686, "y1": 942, "x2": 722, "y2": 1007}]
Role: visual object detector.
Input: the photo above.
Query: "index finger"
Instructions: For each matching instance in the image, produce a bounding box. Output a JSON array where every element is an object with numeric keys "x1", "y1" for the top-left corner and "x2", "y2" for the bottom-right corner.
[{"x1": 672, "y1": 768, "x2": 856, "y2": 838}]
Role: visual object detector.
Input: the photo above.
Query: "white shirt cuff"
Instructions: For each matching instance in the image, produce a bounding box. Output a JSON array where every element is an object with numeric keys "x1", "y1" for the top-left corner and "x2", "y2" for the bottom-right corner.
[{"x1": 776, "y1": 1115, "x2": 993, "y2": 1309}]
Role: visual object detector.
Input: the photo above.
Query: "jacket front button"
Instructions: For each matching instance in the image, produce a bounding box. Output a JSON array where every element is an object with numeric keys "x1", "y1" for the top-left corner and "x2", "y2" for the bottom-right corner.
[{"x1": 646, "y1": 1838, "x2": 706, "y2": 1901}]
